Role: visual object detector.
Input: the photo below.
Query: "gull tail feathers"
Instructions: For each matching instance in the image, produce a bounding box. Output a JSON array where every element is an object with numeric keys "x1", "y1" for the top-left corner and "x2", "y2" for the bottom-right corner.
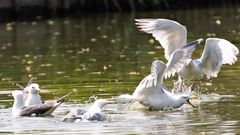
[{"x1": 56, "y1": 92, "x2": 72, "y2": 103}]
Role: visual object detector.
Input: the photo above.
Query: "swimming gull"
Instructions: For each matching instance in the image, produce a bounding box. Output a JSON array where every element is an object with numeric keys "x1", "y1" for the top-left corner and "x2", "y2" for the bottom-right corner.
[
  {"x1": 12, "y1": 90, "x2": 71, "y2": 117},
  {"x1": 119, "y1": 40, "x2": 200, "y2": 110},
  {"x1": 63, "y1": 99, "x2": 112, "y2": 122},
  {"x1": 135, "y1": 19, "x2": 239, "y2": 81},
  {"x1": 24, "y1": 83, "x2": 44, "y2": 106}
]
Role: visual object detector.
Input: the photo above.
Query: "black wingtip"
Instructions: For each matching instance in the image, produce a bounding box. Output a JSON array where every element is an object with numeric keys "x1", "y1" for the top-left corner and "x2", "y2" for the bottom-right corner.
[
  {"x1": 56, "y1": 92, "x2": 72, "y2": 103},
  {"x1": 183, "y1": 38, "x2": 203, "y2": 49}
]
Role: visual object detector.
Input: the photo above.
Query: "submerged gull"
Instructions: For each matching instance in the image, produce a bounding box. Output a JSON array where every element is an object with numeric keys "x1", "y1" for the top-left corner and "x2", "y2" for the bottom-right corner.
[
  {"x1": 24, "y1": 83, "x2": 43, "y2": 106},
  {"x1": 12, "y1": 90, "x2": 71, "y2": 117},
  {"x1": 135, "y1": 19, "x2": 239, "y2": 81},
  {"x1": 63, "y1": 99, "x2": 112, "y2": 122},
  {"x1": 119, "y1": 40, "x2": 200, "y2": 110}
]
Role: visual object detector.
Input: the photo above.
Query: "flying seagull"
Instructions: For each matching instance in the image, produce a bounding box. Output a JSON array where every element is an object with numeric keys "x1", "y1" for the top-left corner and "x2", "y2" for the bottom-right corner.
[
  {"x1": 135, "y1": 19, "x2": 239, "y2": 81},
  {"x1": 63, "y1": 99, "x2": 113, "y2": 122},
  {"x1": 119, "y1": 40, "x2": 200, "y2": 110},
  {"x1": 12, "y1": 90, "x2": 71, "y2": 117}
]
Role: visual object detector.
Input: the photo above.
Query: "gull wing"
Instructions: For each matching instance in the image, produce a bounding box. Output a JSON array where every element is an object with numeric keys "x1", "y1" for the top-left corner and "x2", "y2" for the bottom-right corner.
[
  {"x1": 135, "y1": 19, "x2": 187, "y2": 60},
  {"x1": 137, "y1": 39, "x2": 202, "y2": 88},
  {"x1": 63, "y1": 108, "x2": 87, "y2": 122},
  {"x1": 20, "y1": 92, "x2": 71, "y2": 116},
  {"x1": 19, "y1": 102, "x2": 56, "y2": 116},
  {"x1": 199, "y1": 38, "x2": 239, "y2": 79},
  {"x1": 138, "y1": 60, "x2": 166, "y2": 88},
  {"x1": 164, "y1": 39, "x2": 203, "y2": 79}
]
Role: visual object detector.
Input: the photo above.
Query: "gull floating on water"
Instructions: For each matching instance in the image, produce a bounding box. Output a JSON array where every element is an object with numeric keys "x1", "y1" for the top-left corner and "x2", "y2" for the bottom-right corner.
[
  {"x1": 119, "y1": 40, "x2": 200, "y2": 110},
  {"x1": 13, "y1": 78, "x2": 44, "y2": 106},
  {"x1": 135, "y1": 19, "x2": 239, "y2": 81},
  {"x1": 12, "y1": 90, "x2": 71, "y2": 117},
  {"x1": 63, "y1": 99, "x2": 112, "y2": 122},
  {"x1": 24, "y1": 83, "x2": 44, "y2": 106}
]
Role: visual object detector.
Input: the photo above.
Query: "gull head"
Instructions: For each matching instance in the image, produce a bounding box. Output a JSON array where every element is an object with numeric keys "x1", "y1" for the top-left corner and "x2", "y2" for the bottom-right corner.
[
  {"x1": 92, "y1": 99, "x2": 113, "y2": 109},
  {"x1": 179, "y1": 94, "x2": 195, "y2": 108},
  {"x1": 26, "y1": 83, "x2": 40, "y2": 94}
]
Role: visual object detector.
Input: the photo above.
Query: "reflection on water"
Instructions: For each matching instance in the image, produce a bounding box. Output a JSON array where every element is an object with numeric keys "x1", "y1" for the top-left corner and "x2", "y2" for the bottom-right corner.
[{"x1": 0, "y1": 7, "x2": 240, "y2": 134}]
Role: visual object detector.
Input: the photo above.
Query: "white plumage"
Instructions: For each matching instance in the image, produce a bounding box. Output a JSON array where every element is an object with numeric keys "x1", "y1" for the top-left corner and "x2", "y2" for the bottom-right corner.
[
  {"x1": 12, "y1": 90, "x2": 71, "y2": 117},
  {"x1": 119, "y1": 40, "x2": 200, "y2": 109},
  {"x1": 24, "y1": 83, "x2": 43, "y2": 106},
  {"x1": 135, "y1": 19, "x2": 239, "y2": 80},
  {"x1": 63, "y1": 99, "x2": 112, "y2": 122}
]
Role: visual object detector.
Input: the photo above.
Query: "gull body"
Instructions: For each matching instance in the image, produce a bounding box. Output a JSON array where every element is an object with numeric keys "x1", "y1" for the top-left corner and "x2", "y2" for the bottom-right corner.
[
  {"x1": 131, "y1": 60, "x2": 195, "y2": 110},
  {"x1": 12, "y1": 90, "x2": 71, "y2": 117},
  {"x1": 63, "y1": 99, "x2": 111, "y2": 122},
  {"x1": 135, "y1": 19, "x2": 239, "y2": 81},
  {"x1": 24, "y1": 83, "x2": 43, "y2": 106}
]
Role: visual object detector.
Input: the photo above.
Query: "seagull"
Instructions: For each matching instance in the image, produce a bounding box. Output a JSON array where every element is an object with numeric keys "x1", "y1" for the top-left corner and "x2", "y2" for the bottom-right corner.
[
  {"x1": 135, "y1": 19, "x2": 239, "y2": 81},
  {"x1": 119, "y1": 40, "x2": 201, "y2": 110},
  {"x1": 12, "y1": 90, "x2": 71, "y2": 117},
  {"x1": 24, "y1": 83, "x2": 44, "y2": 106},
  {"x1": 13, "y1": 78, "x2": 44, "y2": 106},
  {"x1": 63, "y1": 99, "x2": 113, "y2": 122}
]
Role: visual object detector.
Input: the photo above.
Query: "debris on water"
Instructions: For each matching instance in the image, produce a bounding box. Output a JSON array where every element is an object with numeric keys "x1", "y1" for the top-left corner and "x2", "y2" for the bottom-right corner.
[
  {"x1": 90, "y1": 38, "x2": 97, "y2": 42},
  {"x1": 53, "y1": 32, "x2": 60, "y2": 36},
  {"x1": 102, "y1": 35, "x2": 108, "y2": 39},
  {"x1": 206, "y1": 33, "x2": 216, "y2": 37},
  {"x1": 1, "y1": 77, "x2": 12, "y2": 81},
  {"x1": 27, "y1": 60, "x2": 34, "y2": 65},
  {"x1": 5, "y1": 23, "x2": 13, "y2": 31},
  {"x1": 128, "y1": 71, "x2": 140, "y2": 75},
  {"x1": 77, "y1": 48, "x2": 90, "y2": 54},
  {"x1": 89, "y1": 58, "x2": 96, "y2": 62},
  {"x1": 154, "y1": 46, "x2": 162, "y2": 49},
  {"x1": 25, "y1": 66, "x2": 31, "y2": 72},
  {"x1": 47, "y1": 20, "x2": 55, "y2": 26},
  {"x1": 111, "y1": 39, "x2": 116, "y2": 43},
  {"x1": 120, "y1": 54, "x2": 126, "y2": 58},
  {"x1": 103, "y1": 65, "x2": 108, "y2": 70},
  {"x1": 67, "y1": 50, "x2": 74, "y2": 53},
  {"x1": 31, "y1": 21, "x2": 37, "y2": 25},
  {"x1": 148, "y1": 38, "x2": 155, "y2": 44},
  {"x1": 38, "y1": 73, "x2": 46, "y2": 76},
  {"x1": 215, "y1": 20, "x2": 221, "y2": 25},
  {"x1": 40, "y1": 63, "x2": 53, "y2": 67},
  {"x1": 147, "y1": 51, "x2": 155, "y2": 55},
  {"x1": 205, "y1": 82, "x2": 212, "y2": 86},
  {"x1": 56, "y1": 71, "x2": 65, "y2": 75}
]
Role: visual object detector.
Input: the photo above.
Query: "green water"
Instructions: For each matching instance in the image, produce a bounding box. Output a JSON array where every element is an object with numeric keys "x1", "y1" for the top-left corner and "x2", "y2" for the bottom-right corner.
[{"x1": 0, "y1": 7, "x2": 240, "y2": 134}]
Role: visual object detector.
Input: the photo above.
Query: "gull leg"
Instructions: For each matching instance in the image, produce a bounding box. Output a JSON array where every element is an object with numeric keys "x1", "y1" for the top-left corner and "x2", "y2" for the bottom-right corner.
[{"x1": 178, "y1": 76, "x2": 185, "y2": 93}]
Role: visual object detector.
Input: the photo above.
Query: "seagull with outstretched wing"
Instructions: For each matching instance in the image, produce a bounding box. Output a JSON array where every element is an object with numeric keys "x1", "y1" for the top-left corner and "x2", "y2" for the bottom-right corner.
[
  {"x1": 135, "y1": 19, "x2": 239, "y2": 81},
  {"x1": 119, "y1": 40, "x2": 200, "y2": 110}
]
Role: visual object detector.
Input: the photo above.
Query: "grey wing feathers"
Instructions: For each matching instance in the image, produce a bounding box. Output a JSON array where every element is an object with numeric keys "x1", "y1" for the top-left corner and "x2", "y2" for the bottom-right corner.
[
  {"x1": 200, "y1": 38, "x2": 239, "y2": 79},
  {"x1": 164, "y1": 38, "x2": 202, "y2": 79},
  {"x1": 19, "y1": 102, "x2": 55, "y2": 116},
  {"x1": 135, "y1": 19, "x2": 187, "y2": 60},
  {"x1": 139, "y1": 60, "x2": 166, "y2": 88}
]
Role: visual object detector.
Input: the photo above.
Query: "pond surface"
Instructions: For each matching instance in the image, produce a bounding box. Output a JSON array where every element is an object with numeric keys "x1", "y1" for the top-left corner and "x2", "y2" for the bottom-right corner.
[{"x1": 0, "y1": 6, "x2": 240, "y2": 134}]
